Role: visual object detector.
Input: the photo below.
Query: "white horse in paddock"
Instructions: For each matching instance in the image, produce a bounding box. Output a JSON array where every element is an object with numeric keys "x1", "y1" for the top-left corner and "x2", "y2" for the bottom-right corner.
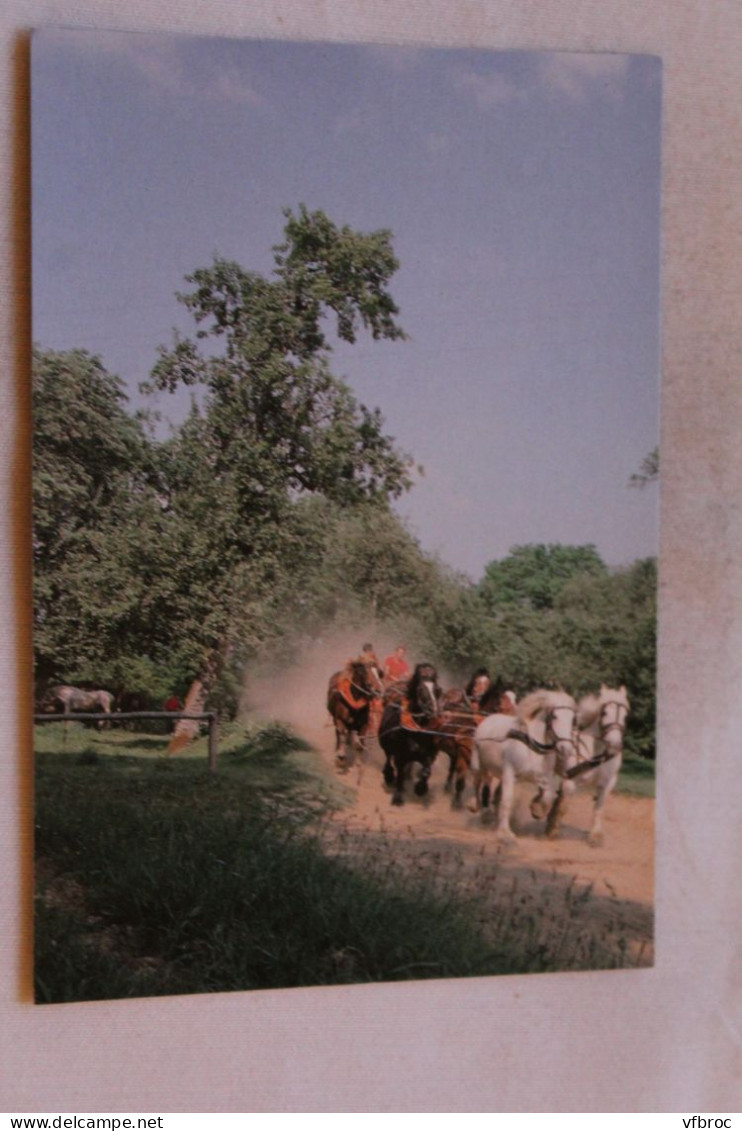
[
  {"x1": 534, "y1": 685, "x2": 630, "y2": 846},
  {"x1": 42, "y1": 685, "x2": 114, "y2": 728},
  {"x1": 469, "y1": 689, "x2": 578, "y2": 843}
]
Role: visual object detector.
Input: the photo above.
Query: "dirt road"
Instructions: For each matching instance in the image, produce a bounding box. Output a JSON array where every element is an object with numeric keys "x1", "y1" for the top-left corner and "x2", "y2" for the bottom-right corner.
[
  {"x1": 316, "y1": 725, "x2": 653, "y2": 902},
  {"x1": 247, "y1": 646, "x2": 654, "y2": 968}
]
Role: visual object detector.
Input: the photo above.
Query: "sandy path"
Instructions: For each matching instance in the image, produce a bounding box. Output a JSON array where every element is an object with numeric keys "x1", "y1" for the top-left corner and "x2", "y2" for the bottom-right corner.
[
  {"x1": 309, "y1": 723, "x2": 654, "y2": 908},
  {"x1": 247, "y1": 645, "x2": 654, "y2": 966}
]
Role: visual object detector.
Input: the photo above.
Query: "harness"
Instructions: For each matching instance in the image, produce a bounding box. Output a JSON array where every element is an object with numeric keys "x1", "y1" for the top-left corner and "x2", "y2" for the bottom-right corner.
[
  {"x1": 335, "y1": 676, "x2": 372, "y2": 712},
  {"x1": 564, "y1": 700, "x2": 627, "y2": 778},
  {"x1": 564, "y1": 748, "x2": 618, "y2": 779},
  {"x1": 503, "y1": 704, "x2": 577, "y2": 761}
]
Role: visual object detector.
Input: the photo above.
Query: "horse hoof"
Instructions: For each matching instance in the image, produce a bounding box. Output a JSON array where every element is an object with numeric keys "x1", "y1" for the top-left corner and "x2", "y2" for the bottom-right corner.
[
  {"x1": 391, "y1": 793, "x2": 404, "y2": 806},
  {"x1": 587, "y1": 832, "x2": 604, "y2": 848},
  {"x1": 495, "y1": 828, "x2": 516, "y2": 845},
  {"x1": 467, "y1": 799, "x2": 480, "y2": 813},
  {"x1": 546, "y1": 825, "x2": 561, "y2": 840},
  {"x1": 414, "y1": 779, "x2": 429, "y2": 797}
]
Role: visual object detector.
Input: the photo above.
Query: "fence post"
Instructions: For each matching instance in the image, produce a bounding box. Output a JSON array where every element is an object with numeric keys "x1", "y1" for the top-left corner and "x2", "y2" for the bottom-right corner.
[{"x1": 207, "y1": 713, "x2": 218, "y2": 773}]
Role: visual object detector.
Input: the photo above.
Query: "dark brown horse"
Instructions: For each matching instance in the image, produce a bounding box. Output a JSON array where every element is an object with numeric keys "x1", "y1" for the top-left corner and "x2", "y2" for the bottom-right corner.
[
  {"x1": 378, "y1": 662, "x2": 442, "y2": 805},
  {"x1": 327, "y1": 661, "x2": 380, "y2": 770},
  {"x1": 435, "y1": 688, "x2": 479, "y2": 808},
  {"x1": 434, "y1": 679, "x2": 518, "y2": 805}
]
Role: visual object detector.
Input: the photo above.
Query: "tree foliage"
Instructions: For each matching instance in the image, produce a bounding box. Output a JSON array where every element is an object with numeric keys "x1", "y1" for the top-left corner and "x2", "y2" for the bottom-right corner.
[
  {"x1": 479, "y1": 543, "x2": 607, "y2": 613},
  {"x1": 31, "y1": 209, "x2": 657, "y2": 755},
  {"x1": 629, "y1": 447, "x2": 659, "y2": 488}
]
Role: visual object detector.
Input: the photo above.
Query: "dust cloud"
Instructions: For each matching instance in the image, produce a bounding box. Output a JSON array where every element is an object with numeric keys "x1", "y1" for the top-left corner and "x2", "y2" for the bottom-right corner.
[{"x1": 241, "y1": 625, "x2": 456, "y2": 745}]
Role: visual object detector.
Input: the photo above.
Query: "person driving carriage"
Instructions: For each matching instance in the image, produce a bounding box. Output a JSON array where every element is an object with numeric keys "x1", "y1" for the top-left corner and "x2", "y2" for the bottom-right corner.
[
  {"x1": 383, "y1": 644, "x2": 410, "y2": 684},
  {"x1": 465, "y1": 666, "x2": 491, "y2": 707}
]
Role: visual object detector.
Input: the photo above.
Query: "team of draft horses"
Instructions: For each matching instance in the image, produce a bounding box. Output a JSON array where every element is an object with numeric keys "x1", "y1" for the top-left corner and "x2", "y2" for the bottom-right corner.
[{"x1": 326, "y1": 645, "x2": 630, "y2": 847}]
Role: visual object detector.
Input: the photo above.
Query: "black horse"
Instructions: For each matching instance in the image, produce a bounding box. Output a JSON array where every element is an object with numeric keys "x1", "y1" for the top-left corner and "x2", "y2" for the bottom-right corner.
[{"x1": 378, "y1": 662, "x2": 442, "y2": 805}]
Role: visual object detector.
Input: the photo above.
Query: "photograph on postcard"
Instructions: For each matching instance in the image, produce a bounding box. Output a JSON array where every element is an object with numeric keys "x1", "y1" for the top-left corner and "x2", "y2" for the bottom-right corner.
[{"x1": 31, "y1": 29, "x2": 660, "y2": 1003}]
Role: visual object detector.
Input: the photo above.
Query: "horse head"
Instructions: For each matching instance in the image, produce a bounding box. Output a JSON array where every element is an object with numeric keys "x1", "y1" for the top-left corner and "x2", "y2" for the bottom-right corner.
[
  {"x1": 408, "y1": 662, "x2": 441, "y2": 723},
  {"x1": 348, "y1": 661, "x2": 375, "y2": 700},
  {"x1": 519, "y1": 689, "x2": 577, "y2": 775},
  {"x1": 595, "y1": 684, "x2": 630, "y2": 755}
]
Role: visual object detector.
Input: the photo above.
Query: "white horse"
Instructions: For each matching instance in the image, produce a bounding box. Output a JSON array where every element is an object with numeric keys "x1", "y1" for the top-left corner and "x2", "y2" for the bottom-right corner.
[
  {"x1": 534, "y1": 685, "x2": 630, "y2": 846},
  {"x1": 42, "y1": 685, "x2": 114, "y2": 729},
  {"x1": 469, "y1": 689, "x2": 578, "y2": 843}
]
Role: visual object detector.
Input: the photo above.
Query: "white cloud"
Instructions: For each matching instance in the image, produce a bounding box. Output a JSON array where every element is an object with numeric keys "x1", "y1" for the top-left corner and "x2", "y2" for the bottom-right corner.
[
  {"x1": 212, "y1": 67, "x2": 265, "y2": 108},
  {"x1": 425, "y1": 132, "x2": 450, "y2": 155},
  {"x1": 361, "y1": 44, "x2": 423, "y2": 73},
  {"x1": 538, "y1": 52, "x2": 631, "y2": 102},
  {"x1": 47, "y1": 29, "x2": 265, "y2": 109},
  {"x1": 454, "y1": 68, "x2": 520, "y2": 109}
]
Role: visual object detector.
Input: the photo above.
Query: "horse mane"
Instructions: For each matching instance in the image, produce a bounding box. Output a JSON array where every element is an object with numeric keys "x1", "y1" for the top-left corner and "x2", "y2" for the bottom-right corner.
[
  {"x1": 516, "y1": 688, "x2": 573, "y2": 723},
  {"x1": 577, "y1": 693, "x2": 602, "y2": 728}
]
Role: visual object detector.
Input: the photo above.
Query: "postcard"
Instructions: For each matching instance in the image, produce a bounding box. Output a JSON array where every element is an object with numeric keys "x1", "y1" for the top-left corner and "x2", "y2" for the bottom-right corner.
[{"x1": 31, "y1": 28, "x2": 660, "y2": 1003}]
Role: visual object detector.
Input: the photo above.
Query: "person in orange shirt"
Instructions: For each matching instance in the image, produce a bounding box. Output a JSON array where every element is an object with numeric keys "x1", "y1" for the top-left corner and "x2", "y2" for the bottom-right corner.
[{"x1": 383, "y1": 644, "x2": 410, "y2": 683}]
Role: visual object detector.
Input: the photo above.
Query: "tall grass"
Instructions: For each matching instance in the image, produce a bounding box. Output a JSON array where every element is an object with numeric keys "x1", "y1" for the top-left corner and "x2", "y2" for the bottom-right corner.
[{"x1": 35, "y1": 723, "x2": 650, "y2": 1003}]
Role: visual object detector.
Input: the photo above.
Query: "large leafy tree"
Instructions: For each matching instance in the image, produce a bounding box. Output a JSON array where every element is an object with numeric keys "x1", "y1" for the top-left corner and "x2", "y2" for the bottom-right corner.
[
  {"x1": 32, "y1": 347, "x2": 164, "y2": 687},
  {"x1": 144, "y1": 206, "x2": 412, "y2": 687}
]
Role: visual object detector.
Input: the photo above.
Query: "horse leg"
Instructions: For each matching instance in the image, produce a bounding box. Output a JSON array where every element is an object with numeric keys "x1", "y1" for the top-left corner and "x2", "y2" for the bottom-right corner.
[
  {"x1": 530, "y1": 786, "x2": 549, "y2": 821},
  {"x1": 413, "y1": 756, "x2": 431, "y2": 797},
  {"x1": 545, "y1": 786, "x2": 568, "y2": 839},
  {"x1": 391, "y1": 755, "x2": 406, "y2": 806},
  {"x1": 588, "y1": 780, "x2": 612, "y2": 846},
  {"x1": 382, "y1": 753, "x2": 395, "y2": 787},
  {"x1": 441, "y1": 741, "x2": 455, "y2": 793},
  {"x1": 495, "y1": 766, "x2": 517, "y2": 843},
  {"x1": 452, "y1": 748, "x2": 467, "y2": 810},
  {"x1": 335, "y1": 720, "x2": 349, "y2": 772},
  {"x1": 467, "y1": 767, "x2": 482, "y2": 812}
]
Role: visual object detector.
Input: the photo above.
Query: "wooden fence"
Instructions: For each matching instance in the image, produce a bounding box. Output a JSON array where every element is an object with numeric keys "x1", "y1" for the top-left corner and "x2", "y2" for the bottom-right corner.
[{"x1": 33, "y1": 711, "x2": 219, "y2": 772}]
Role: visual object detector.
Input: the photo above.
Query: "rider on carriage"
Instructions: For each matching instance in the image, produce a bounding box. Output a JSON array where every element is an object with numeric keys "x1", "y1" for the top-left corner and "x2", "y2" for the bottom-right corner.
[
  {"x1": 465, "y1": 666, "x2": 491, "y2": 708},
  {"x1": 383, "y1": 644, "x2": 410, "y2": 684}
]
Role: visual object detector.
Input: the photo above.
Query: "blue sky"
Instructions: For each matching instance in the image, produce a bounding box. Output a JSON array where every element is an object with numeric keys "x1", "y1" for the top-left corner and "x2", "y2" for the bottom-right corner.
[{"x1": 32, "y1": 30, "x2": 661, "y2": 580}]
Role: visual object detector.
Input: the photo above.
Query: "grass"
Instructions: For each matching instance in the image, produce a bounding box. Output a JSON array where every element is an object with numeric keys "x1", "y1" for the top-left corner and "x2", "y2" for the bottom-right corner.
[
  {"x1": 617, "y1": 752, "x2": 656, "y2": 797},
  {"x1": 34, "y1": 721, "x2": 652, "y2": 1003}
]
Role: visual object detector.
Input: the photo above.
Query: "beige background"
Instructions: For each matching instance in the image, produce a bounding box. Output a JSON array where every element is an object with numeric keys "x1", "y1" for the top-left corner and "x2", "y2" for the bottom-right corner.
[{"x1": 2, "y1": 0, "x2": 741, "y2": 1113}]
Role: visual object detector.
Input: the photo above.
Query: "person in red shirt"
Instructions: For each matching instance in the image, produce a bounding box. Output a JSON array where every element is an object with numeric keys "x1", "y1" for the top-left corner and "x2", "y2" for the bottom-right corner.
[{"x1": 383, "y1": 645, "x2": 410, "y2": 684}]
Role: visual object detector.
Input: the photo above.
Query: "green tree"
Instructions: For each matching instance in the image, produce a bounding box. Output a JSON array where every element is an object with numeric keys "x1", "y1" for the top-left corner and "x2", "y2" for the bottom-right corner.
[
  {"x1": 629, "y1": 447, "x2": 659, "y2": 488},
  {"x1": 479, "y1": 543, "x2": 607, "y2": 613},
  {"x1": 144, "y1": 207, "x2": 413, "y2": 692},
  {"x1": 32, "y1": 347, "x2": 164, "y2": 687}
]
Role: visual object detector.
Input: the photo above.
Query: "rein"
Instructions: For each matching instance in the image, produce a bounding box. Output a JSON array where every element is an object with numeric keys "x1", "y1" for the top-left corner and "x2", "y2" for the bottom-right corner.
[
  {"x1": 505, "y1": 728, "x2": 557, "y2": 755},
  {"x1": 565, "y1": 748, "x2": 619, "y2": 779}
]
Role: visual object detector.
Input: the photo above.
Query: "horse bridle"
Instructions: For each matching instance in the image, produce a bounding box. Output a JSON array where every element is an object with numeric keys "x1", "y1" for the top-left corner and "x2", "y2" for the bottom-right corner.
[
  {"x1": 505, "y1": 703, "x2": 577, "y2": 757},
  {"x1": 598, "y1": 700, "x2": 628, "y2": 743},
  {"x1": 564, "y1": 700, "x2": 628, "y2": 780}
]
